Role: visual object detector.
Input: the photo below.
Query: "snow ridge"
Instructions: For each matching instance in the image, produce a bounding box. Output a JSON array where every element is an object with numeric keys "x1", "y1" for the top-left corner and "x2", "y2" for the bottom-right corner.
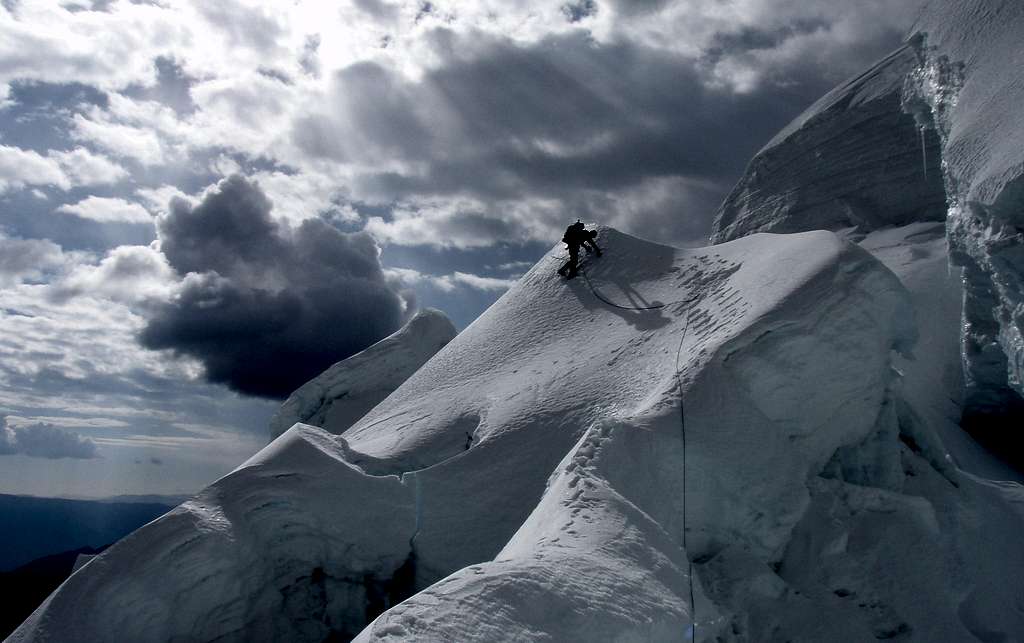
[
  {"x1": 12, "y1": 227, "x2": 1024, "y2": 641},
  {"x1": 268, "y1": 308, "x2": 456, "y2": 441}
]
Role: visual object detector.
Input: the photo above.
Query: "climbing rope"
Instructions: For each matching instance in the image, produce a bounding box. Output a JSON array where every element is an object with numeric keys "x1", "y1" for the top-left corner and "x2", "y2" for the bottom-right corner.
[
  {"x1": 674, "y1": 306, "x2": 698, "y2": 640},
  {"x1": 579, "y1": 266, "x2": 669, "y2": 311},
  {"x1": 574, "y1": 259, "x2": 701, "y2": 638}
]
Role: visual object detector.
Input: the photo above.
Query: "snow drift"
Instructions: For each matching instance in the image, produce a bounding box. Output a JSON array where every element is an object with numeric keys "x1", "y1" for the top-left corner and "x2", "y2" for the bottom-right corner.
[
  {"x1": 12, "y1": 227, "x2": 1024, "y2": 642},
  {"x1": 268, "y1": 308, "x2": 457, "y2": 441}
]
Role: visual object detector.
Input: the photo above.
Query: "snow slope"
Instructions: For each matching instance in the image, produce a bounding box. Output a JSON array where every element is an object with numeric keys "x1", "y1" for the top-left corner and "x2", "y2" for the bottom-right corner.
[
  {"x1": 268, "y1": 308, "x2": 456, "y2": 441},
  {"x1": 12, "y1": 228, "x2": 1024, "y2": 642}
]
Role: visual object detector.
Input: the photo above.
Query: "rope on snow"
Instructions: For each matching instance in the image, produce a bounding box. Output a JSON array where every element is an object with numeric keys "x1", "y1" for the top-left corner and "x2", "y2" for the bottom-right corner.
[{"x1": 574, "y1": 257, "x2": 702, "y2": 638}]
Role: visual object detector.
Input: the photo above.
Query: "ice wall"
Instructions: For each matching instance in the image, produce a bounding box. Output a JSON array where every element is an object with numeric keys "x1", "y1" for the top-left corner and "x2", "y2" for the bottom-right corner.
[
  {"x1": 711, "y1": 44, "x2": 946, "y2": 244},
  {"x1": 268, "y1": 308, "x2": 457, "y2": 441},
  {"x1": 908, "y1": 0, "x2": 1024, "y2": 458},
  {"x1": 712, "y1": 0, "x2": 1024, "y2": 463}
]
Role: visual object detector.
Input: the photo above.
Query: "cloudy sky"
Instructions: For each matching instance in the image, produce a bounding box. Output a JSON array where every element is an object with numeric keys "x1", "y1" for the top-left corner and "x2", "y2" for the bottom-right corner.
[{"x1": 0, "y1": 0, "x2": 924, "y2": 498}]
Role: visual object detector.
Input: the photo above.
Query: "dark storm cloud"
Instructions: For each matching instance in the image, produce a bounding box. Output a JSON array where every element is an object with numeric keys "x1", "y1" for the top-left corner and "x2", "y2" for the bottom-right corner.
[
  {"x1": 296, "y1": 29, "x2": 859, "y2": 243},
  {"x1": 157, "y1": 175, "x2": 284, "y2": 276},
  {"x1": 607, "y1": 0, "x2": 673, "y2": 16},
  {"x1": 0, "y1": 417, "x2": 98, "y2": 459},
  {"x1": 140, "y1": 175, "x2": 412, "y2": 398},
  {"x1": 705, "y1": 19, "x2": 831, "y2": 58}
]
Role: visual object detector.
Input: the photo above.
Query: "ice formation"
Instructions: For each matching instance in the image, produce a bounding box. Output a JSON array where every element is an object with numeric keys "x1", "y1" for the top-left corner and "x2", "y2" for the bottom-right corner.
[
  {"x1": 268, "y1": 309, "x2": 457, "y2": 441},
  {"x1": 713, "y1": 0, "x2": 1024, "y2": 464},
  {"x1": 908, "y1": 0, "x2": 1024, "y2": 450},
  {"x1": 711, "y1": 45, "x2": 947, "y2": 244},
  {"x1": 11, "y1": 228, "x2": 1024, "y2": 642}
]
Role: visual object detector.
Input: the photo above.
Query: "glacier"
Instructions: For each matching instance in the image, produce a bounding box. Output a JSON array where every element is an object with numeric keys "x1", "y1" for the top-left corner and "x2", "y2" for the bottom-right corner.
[
  {"x1": 711, "y1": 44, "x2": 947, "y2": 244},
  {"x1": 268, "y1": 309, "x2": 457, "y2": 441},
  {"x1": 910, "y1": 0, "x2": 1024, "y2": 459},
  {"x1": 715, "y1": 0, "x2": 1024, "y2": 463},
  {"x1": 11, "y1": 0, "x2": 1024, "y2": 640},
  {"x1": 11, "y1": 229, "x2": 1024, "y2": 641}
]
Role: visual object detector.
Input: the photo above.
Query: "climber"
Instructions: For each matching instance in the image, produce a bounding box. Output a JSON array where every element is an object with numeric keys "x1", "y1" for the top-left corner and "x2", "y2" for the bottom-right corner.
[{"x1": 557, "y1": 220, "x2": 601, "y2": 279}]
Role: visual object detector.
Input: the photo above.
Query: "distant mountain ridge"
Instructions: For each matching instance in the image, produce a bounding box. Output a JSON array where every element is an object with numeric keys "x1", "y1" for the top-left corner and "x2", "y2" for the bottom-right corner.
[
  {"x1": 0, "y1": 544, "x2": 109, "y2": 640},
  {"x1": 0, "y1": 494, "x2": 174, "y2": 572}
]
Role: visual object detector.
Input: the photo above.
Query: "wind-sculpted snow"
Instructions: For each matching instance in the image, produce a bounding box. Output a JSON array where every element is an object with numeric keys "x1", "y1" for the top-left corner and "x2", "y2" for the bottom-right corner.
[
  {"x1": 711, "y1": 44, "x2": 947, "y2": 245},
  {"x1": 268, "y1": 309, "x2": 457, "y2": 441},
  {"x1": 13, "y1": 228, "x2": 1024, "y2": 642}
]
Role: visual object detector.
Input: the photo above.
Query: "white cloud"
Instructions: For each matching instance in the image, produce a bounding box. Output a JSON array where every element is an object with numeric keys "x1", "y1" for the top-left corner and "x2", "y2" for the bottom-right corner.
[
  {"x1": 50, "y1": 147, "x2": 128, "y2": 185},
  {"x1": 0, "y1": 416, "x2": 98, "y2": 459},
  {"x1": 3, "y1": 415, "x2": 130, "y2": 430},
  {"x1": 71, "y1": 113, "x2": 169, "y2": 166},
  {"x1": 249, "y1": 169, "x2": 358, "y2": 224},
  {"x1": 0, "y1": 144, "x2": 70, "y2": 192},
  {"x1": 386, "y1": 266, "x2": 518, "y2": 293},
  {"x1": 447, "y1": 271, "x2": 518, "y2": 291},
  {"x1": 209, "y1": 154, "x2": 242, "y2": 177},
  {"x1": 0, "y1": 145, "x2": 128, "y2": 194},
  {"x1": 136, "y1": 184, "x2": 192, "y2": 216},
  {"x1": 58, "y1": 196, "x2": 153, "y2": 223},
  {"x1": 365, "y1": 198, "x2": 532, "y2": 248},
  {"x1": 494, "y1": 261, "x2": 533, "y2": 271},
  {"x1": 0, "y1": 2, "x2": 164, "y2": 92},
  {"x1": 0, "y1": 234, "x2": 65, "y2": 287},
  {"x1": 137, "y1": 170, "x2": 357, "y2": 228},
  {"x1": 52, "y1": 244, "x2": 175, "y2": 303},
  {"x1": 604, "y1": 0, "x2": 922, "y2": 91},
  {"x1": 0, "y1": 284, "x2": 162, "y2": 381}
]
